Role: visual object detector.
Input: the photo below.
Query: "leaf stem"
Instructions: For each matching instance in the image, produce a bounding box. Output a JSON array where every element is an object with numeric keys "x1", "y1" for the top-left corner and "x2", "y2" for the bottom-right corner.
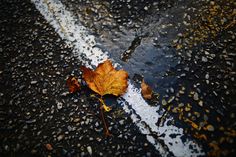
[{"x1": 99, "y1": 97, "x2": 111, "y2": 137}]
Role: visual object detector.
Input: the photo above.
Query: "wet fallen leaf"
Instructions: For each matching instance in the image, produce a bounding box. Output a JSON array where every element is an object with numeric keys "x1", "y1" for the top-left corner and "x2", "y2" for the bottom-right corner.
[
  {"x1": 194, "y1": 133, "x2": 208, "y2": 141},
  {"x1": 81, "y1": 60, "x2": 128, "y2": 137},
  {"x1": 208, "y1": 142, "x2": 220, "y2": 157},
  {"x1": 184, "y1": 118, "x2": 199, "y2": 130},
  {"x1": 204, "y1": 124, "x2": 215, "y2": 132},
  {"x1": 224, "y1": 128, "x2": 236, "y2": 137},
  {"x1": 66, "y1": 76, "x2": 80, "y2": 93},
  {"x1": 45, "y1": 143, "x2": 53, "y2": 151},
  {"x1": 208, "y1": 142, "x2": 229, "y2": 157},
  {"x1": 141, "y1": 79, "x2": 153, "y2": 99},
  {"x1": 81, "y1": 60, "x2": 128, "y2": 96}
]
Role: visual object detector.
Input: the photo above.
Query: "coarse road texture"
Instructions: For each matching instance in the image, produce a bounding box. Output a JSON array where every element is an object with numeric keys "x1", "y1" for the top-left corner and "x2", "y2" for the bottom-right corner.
[
  {"x1": 1, "y1": 0, "x2": 236, "y2": 157},
  {"x1": 0, "y1": 0, "x2": 159, "y2": 157}
]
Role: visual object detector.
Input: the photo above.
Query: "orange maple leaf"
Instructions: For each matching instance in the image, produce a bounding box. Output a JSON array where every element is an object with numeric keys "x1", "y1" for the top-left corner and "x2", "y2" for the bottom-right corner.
[
  {"x1": 81, "y1": 60, "x2": 128, "y2": 97},
  {"x1": 66, "y1": 76, "x2": 81, "y2": 93},
  {"x1": 141, "y1": 79, "x2": 153, "y2": 99}
]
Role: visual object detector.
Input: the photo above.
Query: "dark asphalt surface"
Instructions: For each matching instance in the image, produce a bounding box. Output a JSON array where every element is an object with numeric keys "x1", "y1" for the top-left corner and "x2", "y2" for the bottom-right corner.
[
  {"x1": 60, "y1": 0, "x2": 236, "y2": 156},
  {"x1": 1, "y1": 0, "x2": 236, "y2": 156},
  {"x1": 0, "y1": 0, "x2": 159, "y2": 157}
]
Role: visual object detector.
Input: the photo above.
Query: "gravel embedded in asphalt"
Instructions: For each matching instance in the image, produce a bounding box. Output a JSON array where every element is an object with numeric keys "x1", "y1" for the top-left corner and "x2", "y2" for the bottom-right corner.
[
  {"x1": 0, "y1": 0, "x2": 236, "y2": 156},
  {"x1": 0, "y1": 0, "x2": 160, "y2": 156},
  {"x1": 59, "y1": 0, "x2": 236, "y2": 156}
]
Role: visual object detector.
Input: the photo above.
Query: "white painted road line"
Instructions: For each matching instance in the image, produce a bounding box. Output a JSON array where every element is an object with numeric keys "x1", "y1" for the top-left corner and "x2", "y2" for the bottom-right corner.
[{"x1": 32, "y1": 0, "x2": 204, "y2": 156}]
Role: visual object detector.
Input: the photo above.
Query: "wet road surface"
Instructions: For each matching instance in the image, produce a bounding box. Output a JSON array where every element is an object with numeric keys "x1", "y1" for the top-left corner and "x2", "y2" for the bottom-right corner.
[
  {"x1": 0, "y1": 0, "x2": 160, "y2": 156},
  {"x1": 1, "y1": 0, "x2": 236, "y2": 156}
]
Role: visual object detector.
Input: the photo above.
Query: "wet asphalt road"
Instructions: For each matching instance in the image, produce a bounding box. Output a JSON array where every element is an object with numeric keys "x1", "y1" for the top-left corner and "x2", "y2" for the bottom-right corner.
[
  {"x1": 0, "y1": 0, "x2": 159, "y2": 156},
  {"x1": 1, "y1": 0, "x2": 236, "y2": 156}
]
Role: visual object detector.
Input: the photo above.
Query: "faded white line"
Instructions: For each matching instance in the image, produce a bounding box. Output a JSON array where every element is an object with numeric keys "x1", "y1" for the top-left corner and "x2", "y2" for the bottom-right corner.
[{"x1": 32, "y1": 0, "x2": 204, "y2": 156}]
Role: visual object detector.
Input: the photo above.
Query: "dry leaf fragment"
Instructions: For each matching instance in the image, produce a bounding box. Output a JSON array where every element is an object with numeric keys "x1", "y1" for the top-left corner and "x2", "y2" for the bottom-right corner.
[
  {"x1": 184, "y1": 118, "x2": 199, "y2": 130},
  {"x1": 204, "y1": 124, "x2": 215, "y2": 132},
  {"x1": 194, "y1": 133, "x2": 208, "y2": 141},
  {"x1": 81, "y1": 60, "x2": 128, "y2": 96},
  {"x1": 66, "y1": 76, "x2": 80, "y2": 93},
  {"x1": 224, "y1": 128, "x2": 236, "y2": 137},
  {"x1": 141, "y1": 79, "x2": 153, "y2": 99},
  {"x1": 45, "y1": 143, "x2": 53, "y2": 151}
]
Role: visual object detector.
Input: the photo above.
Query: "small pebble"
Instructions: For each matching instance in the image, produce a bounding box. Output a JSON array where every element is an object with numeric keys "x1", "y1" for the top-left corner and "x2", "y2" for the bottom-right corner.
[
  {"x1": 144, "y1": 6, "x2": 148, "y2": 11},
  {"x1": 198, "y1": 100, "x2": 203, "y2": 107},
  {"x1": 31, "y1": 80, "x2": 37, "y2": 85},
  {"x1": 57, "y1": 102, "x2": 63, "y2": 110},
  {"x1": 73, "y1": 118, "x2": 80, "y2": 123},
  {"x1": 162, "y1": 99, "x2": 167, "y2": 106},
  {"x1": 193, "y1": 93, "x2": 199, "y2": 101},
  {"x1": 57, "y1": 134, "x2": 64, "y2": 141},
  {"x1": 87, "y1": 146, "x2": 92, "y2": 155},
  {"x1": 42, "y1": 89, "x2": 47, "y2": 94}
]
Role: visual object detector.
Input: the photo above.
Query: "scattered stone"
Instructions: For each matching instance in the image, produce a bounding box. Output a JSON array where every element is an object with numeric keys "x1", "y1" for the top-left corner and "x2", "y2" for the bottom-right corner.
[
  {"x1": 57, "y1": 102, "x2": 63, "y2": 110},
  {"x1": 73, "y1": 118, "x2": 80, "y2": 123},
  {"x1": 193, "y1": 93, "x2": 199, "y2": 101},
  {"x1": 185, "y1": 106, "x2": 191, "y2": 112},
  {"x1": 162, "y1": 99, "x2": 167, "y2": 106},
  {"x1": 31, "y1": 149, "x2": 37, "y2": 154},
  {"x1": 87, "y1": 146, "x2": 92, "y2": 155},
  {"x1": 61, "y1": 92, "x2": 69, "y2": 96},
  {"x1": 119, "y1": 120, "x2": 125, "y2": 125},
  {"x1": 198, "y1": 100, "x2": 203, "y2": 107},
  {"x1": 144, "y1": 6, "x2": 148, "y2": 11},
  {"x1": 26, "y1": 119, "x2": 36, "y2": 124},
  {"x1": 168, "y1": 96, "x2": 175, "y2": 103},
  {"x1": 30, "y1": 80, "x2": 37, "y2": 85},
  {"x1": 178, "y1": 103, "x2": 184, "y2": 107},
  {"x1": 42, "y1": 89, "x2": 47, "y2": 94},
  {"x1": 170, "y1": 87, "x2": 174, "y2": 93},
  {"x1": 4, "y1": 145, "x2": 9, "y2": 151},
  {"x1": 57, "y1": 134, "x2": 65, "y2": 141},
  {"x1": 201, "y1": 56, "x2": 208, "y2": 62},
  {"x1": 179, "y1": 90, "x2": 185, "y2": 94}
]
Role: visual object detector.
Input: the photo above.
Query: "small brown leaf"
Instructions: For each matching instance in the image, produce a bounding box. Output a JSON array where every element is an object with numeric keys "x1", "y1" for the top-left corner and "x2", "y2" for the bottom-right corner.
[
  {"x1": 66, "y1": 76, "x2": 81, "y2": 93},
  {"x1": 81, "y1": 60, "x2": 128, "y2": 96},
  {"x1": 45, "y1": 143, "x2": 53, "y2": 151},
  {"x1": 204, "y1": 124, "x2": 215, "y2": 132},
  {"x1": 193, "y1": 133, "x2": 207, "y2": 141},
  {"x1": 141, "y1": 79, "x2": 153, "y2": 99}
]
